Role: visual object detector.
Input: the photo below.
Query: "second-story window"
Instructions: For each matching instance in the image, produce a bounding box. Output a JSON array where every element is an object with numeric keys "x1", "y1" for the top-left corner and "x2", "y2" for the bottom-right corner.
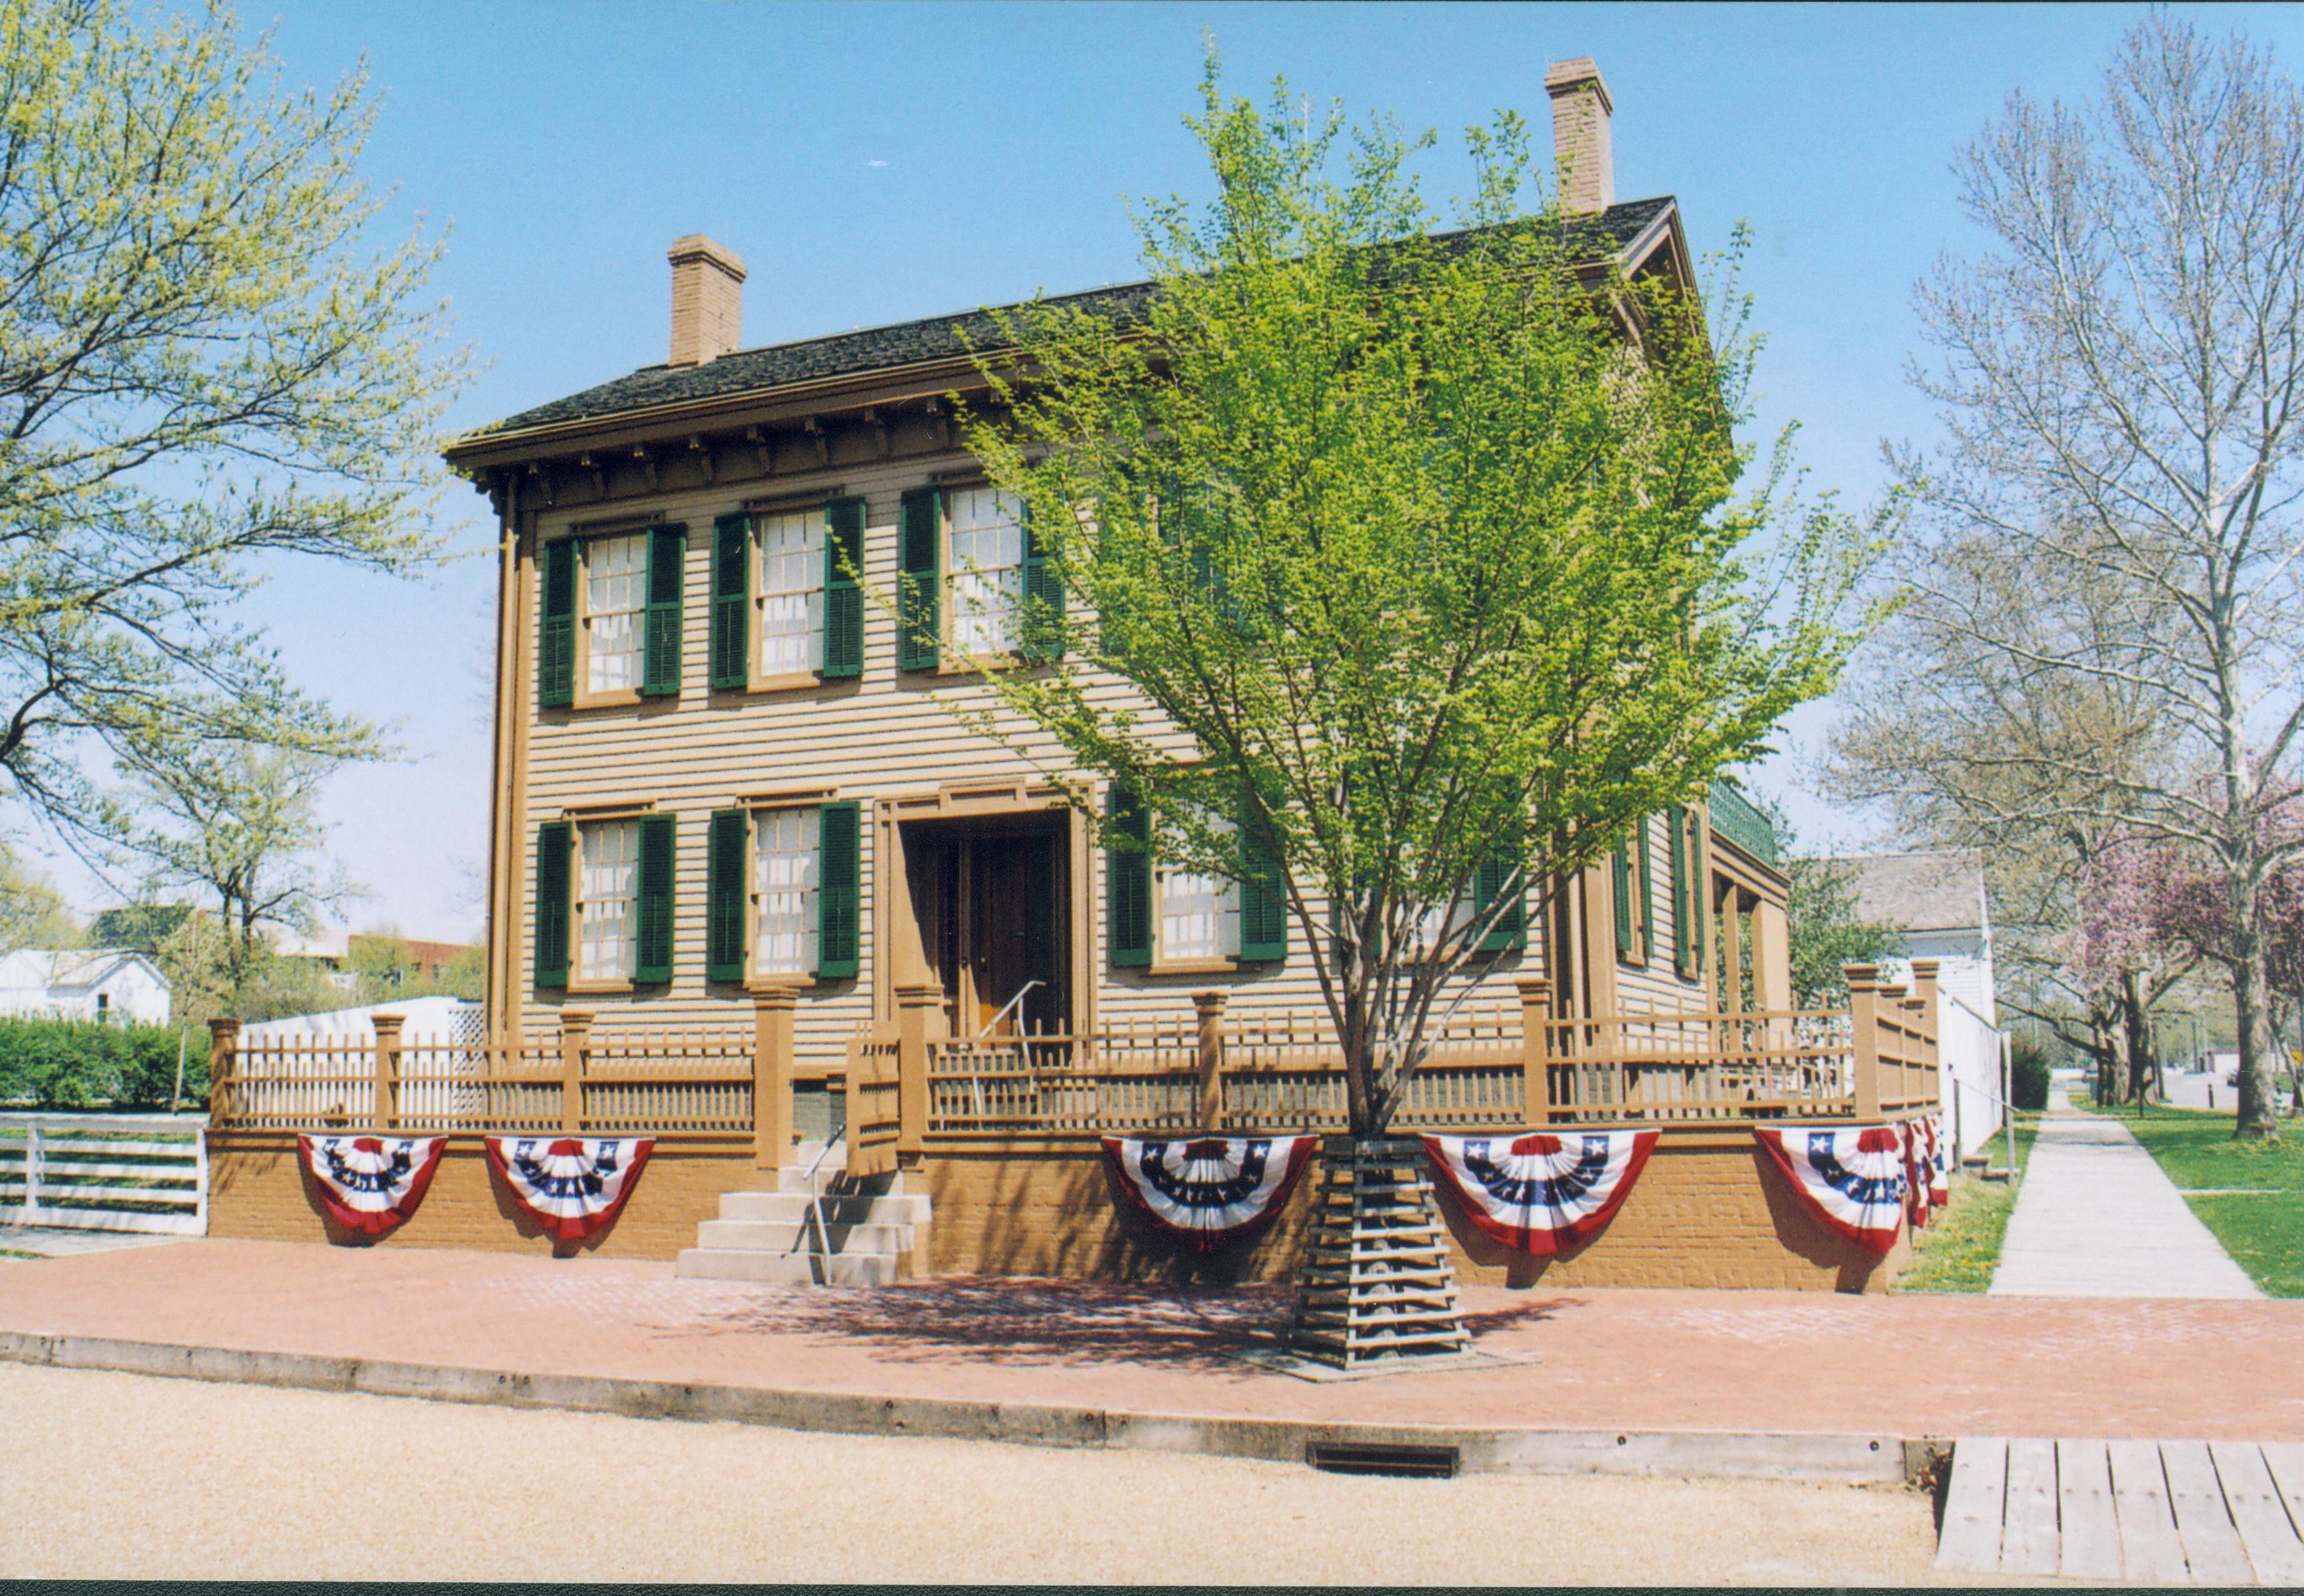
[
  {"x1": 1159, "y1": 864, "x2": 1240, "y2": 962},
  {"x1": 753, "y1": 807, "x2": 820, "y2": 976},
  {"x1": 948, "y1": 487, "x2": 1026, "y2": 655},
  {"x1": 756, "y1": 510, "x2": 824, "y2": 677},
  {"x1": 585, "y1": 533, "x2": 649, "y2": 693}
]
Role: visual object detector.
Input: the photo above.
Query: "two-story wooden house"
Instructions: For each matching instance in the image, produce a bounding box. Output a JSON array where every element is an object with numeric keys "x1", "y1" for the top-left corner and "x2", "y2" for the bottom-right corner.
[{"x1": 203, "y1": 62, "x2": 1946, "y2": 1292}]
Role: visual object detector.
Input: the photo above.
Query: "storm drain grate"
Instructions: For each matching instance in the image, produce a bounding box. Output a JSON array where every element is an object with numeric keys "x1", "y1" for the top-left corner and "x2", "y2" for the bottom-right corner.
[{"x1": 1306, "y1": 1440, "x2": 1460, "y2": 1478}]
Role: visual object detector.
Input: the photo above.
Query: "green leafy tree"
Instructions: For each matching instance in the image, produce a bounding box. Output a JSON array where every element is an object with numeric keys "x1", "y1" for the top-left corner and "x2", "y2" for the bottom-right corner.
[
  {"x1": 347, "y1": 927, "x2": 483, "y2": 1003},
  {"x1": 0, "y1": 0, "x2": 466, "y2": 850},
  {"x1": 87, "y1": 902, "x2": 192, "y2": 955},
  {"x1": 0, "y1": 844, "x2": 78, "y2": 953},
  {"x1": 945, "y1": 58, "x2": 1891, "y2": 1139}
]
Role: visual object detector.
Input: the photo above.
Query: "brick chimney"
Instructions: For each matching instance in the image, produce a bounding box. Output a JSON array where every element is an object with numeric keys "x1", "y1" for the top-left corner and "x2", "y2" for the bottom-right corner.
[
  {"x1": 1544, "y1": 58, "x2": 1615, "y2": 215},
  {"x1": 667, "y1": 234, "x2": 747, "y2": 366}
]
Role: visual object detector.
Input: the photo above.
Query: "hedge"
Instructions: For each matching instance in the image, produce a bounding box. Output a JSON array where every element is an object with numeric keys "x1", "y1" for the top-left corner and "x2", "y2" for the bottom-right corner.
[{"x1": 0, "y1": 1016, "x2": 205, "y2": 1111}]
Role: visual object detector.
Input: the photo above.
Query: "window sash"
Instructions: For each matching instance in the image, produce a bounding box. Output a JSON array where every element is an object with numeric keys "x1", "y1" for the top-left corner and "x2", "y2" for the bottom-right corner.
[
  {"x1": 585, "y1": 533, "x2": 649, "y2": 692},
  {"x1": 754, "y1": 807, "x2": 820, "y2": 976},
  {"x1": 1160, "y1": 868, "x2": 1239, "y2": 961},
  {"x1": 756, "y1": 510, "x2": 824, "y2": 677},
  {"x1": 948, "y1": 487, "x2": 1026, "y2": 655},
  {"x1": 577, "y1": 819, "x2": 640, "y2": 981}
]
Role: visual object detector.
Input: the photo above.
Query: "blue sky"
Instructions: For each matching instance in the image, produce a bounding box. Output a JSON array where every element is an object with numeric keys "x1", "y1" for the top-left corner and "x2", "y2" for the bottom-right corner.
[{"x1": 29, "y1": 1, "x2": 2295, "y2": 937}]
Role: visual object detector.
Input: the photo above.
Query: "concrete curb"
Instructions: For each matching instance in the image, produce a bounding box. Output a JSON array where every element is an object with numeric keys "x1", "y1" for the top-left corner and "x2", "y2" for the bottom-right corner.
[{"x1": 0, "y1": 1328, "x2": 1915, "y2": 1484}]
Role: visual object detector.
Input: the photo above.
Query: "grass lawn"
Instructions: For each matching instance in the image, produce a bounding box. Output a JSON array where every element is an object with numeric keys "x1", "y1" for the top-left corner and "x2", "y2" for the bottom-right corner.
[
  {"x1": 1898, "y1": 1115, "x2": 2040, "y2": 1294},
  {"x1": 2085, "y1": 1099, "x2": 2304, "y2": 1298}
]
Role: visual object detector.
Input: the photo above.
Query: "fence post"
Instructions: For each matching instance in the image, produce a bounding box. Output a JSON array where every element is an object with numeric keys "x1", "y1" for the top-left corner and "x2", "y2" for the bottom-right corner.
[
  {"x1": 372, "y1": 1012, "x2": 404, "y2": 1133},
  {"x1": 895, "y1": 984, "x2": 939, "y2": 1155},
  {"x1": 1910, "y1": 959, "x2": 1942, "y2": 1113},
  {"x1": 1193, "y1": 990, "x2": 1228, "y2": 1131},
  {"x1": 558, "y1": 1010, "x2": 592, "y2": 1134},
  {"x1": 1516, "y1": 977, "x2": 1554, "y2": 1125},
  {"x1": 22, "y1": 1121, "x2": 41, "y2": 1218},
  {"x1": 1846, "y1": 965, "x2": 1881, "y2": 1119},
  {"x1": 207, "y1": 1018, "x2": 240, "y2": 1127},
  {"x1": 753, "y1": 989, "x2": 796, "y2": 1169}
]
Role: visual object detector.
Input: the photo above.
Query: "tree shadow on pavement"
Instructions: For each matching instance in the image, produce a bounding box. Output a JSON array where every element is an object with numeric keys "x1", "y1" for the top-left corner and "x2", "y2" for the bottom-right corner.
[{"x1": 656, "y1": 1277, "x2": 1581, "y2": 1372}]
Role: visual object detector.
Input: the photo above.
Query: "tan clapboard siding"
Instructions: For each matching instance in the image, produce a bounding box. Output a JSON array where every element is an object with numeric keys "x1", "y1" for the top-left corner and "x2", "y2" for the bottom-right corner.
[{"x1": 506, "y1": 453, "x2": 1709, "y2": 1053}]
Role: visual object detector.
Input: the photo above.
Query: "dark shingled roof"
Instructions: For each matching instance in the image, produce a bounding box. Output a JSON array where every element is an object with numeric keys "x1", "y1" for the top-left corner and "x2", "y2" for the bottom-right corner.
[{"x1": 467, "y1": 195, "x2": 1676, "y2": 442}]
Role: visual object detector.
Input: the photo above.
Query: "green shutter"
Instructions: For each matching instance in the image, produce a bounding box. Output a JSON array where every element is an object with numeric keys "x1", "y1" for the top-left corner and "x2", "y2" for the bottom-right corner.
[
  {"x1": 634, "y1": 812, "x2": 677, "y2": 984},
  {"x1": 709, "y1": 514, "x2": 750, "y2": 689},
  {"x1": 1475, "y1": 847, "x2": 1526, "y2": 955},
  {"x1": 1107, "y1": 784, "x2": 1152, "y2": 968},
  {"x1": 1636, "y1": 818, "x2": 1655, "y2": 963},
  {"x1": 1687, "y1": 808, "x2": 1706, "y2": 976},
  {"x1": 1019, "y1": 497, "x2": 1066, "y2": 661},
  {"x1": 1612, "y1": 842, "x2": 1633, "y2": 958},
  {"x1": 706, "y1": 808, "x2": 749, "y2": 982},
  {"x1": 538, "y1": 539, "x2": 575, "y2": 709},
  {"x1": 823, "y1": 497, "x2": 865, "y2": 679},
  {"x1": 1237, "y1": 795, "x2": 1287, "y2": 963},
  {"x1": 1669, "y1": 804, "x2": 1693, "y2": 977},
  {"x1": 816, "y1": 800, "x2": 860, "y2": 979},
  {"x1": 640, "y1": 523, "x2": 687, "y2": 697},
  {"x1": 534, "y1": 821, "x2": 572, "y2": 988},
  {"x1": 897, "y1": 487, "x2": 941, "y2": 671}
]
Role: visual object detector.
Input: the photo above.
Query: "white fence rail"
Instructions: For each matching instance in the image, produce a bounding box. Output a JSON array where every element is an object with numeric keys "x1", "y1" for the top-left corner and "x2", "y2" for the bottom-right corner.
[{"x1": 0, "y1": 1113, "x2": 208, "y2": 1236}]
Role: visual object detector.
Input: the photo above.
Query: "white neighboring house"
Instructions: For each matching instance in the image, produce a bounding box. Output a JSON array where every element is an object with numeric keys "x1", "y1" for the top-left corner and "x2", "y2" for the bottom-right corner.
[
  {"x1": 0, "y1": 948, "x2": 171, "y2": 1026},
  {"x1": 1841, "y1": 849, "x2": 2006, "y2": 1161}
]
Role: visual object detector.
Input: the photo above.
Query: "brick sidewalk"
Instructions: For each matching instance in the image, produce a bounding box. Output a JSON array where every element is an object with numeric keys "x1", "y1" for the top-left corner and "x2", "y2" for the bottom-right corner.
[{"x1": 3, "y1": 1239, "x2": 2299, "y2": 1442}]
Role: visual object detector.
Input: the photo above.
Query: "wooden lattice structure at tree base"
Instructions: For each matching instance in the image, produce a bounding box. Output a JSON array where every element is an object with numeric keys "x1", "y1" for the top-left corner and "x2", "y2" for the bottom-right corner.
[{"x1": 1286, "y1": 1138, "x2": 1470, "y2": 1369}]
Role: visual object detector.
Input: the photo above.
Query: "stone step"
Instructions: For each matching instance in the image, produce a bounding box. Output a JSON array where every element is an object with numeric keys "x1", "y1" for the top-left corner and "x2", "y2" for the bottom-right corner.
[
  {"x1": 673, "y1": 1247, "x2": 907, "y2": 1287},
  {"x1": 694, "y1": 1217, "x2": 917, "y2": 1254},
  {"x1": 718, "y1": 1191, "x2": 933, "y2": 1226}
]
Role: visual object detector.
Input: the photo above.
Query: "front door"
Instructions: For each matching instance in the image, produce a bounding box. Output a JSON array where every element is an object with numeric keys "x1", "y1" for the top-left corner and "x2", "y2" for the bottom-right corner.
[{"x1": 904, "y1": 815, "x2": 1070, "y2": 1038}]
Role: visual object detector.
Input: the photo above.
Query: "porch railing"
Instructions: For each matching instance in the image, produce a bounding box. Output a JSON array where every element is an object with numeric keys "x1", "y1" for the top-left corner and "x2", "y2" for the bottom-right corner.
[{"x1": 204, "y1": 963, "x2": 1941, "y2": 1163}]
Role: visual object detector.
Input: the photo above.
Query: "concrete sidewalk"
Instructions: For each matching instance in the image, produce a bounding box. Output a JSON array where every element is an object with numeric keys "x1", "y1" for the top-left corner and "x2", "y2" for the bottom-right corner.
[
  {"x1": 1991, "y1": 1092, "x2": 2261, "y2": 1299},
  {"x1": 3, "y1": 1237, "x2": 2301, "y2": 1472}
]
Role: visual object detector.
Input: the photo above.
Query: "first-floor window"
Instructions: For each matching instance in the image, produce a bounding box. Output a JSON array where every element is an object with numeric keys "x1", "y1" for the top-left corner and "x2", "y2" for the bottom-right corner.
[
  {"x1": 754, "y1": 807, "x2": 820, "y2": 976},
  {"x1": 584, "y1": 532, "x2": 648, "y2": 692},
  {"x1": 1159, "y1": 866, "x2": 1240, "y2": 962},
  {"x1": 948, "y1": 486, "x2": 1025, "y2": 655},
  {"x1": 578, "y1": 818, "x2": 641, "y2": 981},
  {"x1": 756, "y1": 509, "x2": 823, "y2": 676}
]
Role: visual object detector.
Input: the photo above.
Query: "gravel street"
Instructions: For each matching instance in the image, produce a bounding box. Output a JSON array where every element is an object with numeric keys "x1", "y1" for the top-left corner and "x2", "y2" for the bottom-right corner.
[{"x1": 0, "y1": 1361, "x2": 1968, "y2": 1585}]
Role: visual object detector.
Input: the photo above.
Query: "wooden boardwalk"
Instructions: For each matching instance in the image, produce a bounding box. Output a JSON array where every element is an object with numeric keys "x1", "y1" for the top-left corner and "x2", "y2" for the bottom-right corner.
[{"x1": 1937, "y1": 1437, "x2": 2304, "y2": 1583}]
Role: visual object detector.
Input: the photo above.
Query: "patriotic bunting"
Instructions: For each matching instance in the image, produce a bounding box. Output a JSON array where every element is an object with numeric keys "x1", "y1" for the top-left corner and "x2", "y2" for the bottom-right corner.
[
  {"x1": 296, "y1": 1134, "x2": 446, "y2": 1237},
  {"x1": 484, "y1": 1136, "x2": 655, "y2": 1242},
  {"x1": 1753, "y1": 1125, "x2": 1908, "y2": 1256},
  {"x1": 1421, "y1": 1129, "x2": 1659, "y2": 1256},
  {"x1": 1100, "y1": 1135, "x2": 1316, "y2": 1251},
  {"x1": 1902, "y1": 1120, "x2": 1932, "y2": 1229},
  {"x1": 1927, "y1": 1114, "x2": 1951, "y2": 1207}
]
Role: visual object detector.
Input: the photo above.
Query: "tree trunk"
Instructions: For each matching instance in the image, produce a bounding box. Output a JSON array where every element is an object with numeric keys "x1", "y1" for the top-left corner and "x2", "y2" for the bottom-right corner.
[
  {"x1": 2232, "y1": 941, "x2": 2281, "y2": 1140},
  {"x1": 2122, "y1": 968, "x2": 2156, "y2": 1105}
]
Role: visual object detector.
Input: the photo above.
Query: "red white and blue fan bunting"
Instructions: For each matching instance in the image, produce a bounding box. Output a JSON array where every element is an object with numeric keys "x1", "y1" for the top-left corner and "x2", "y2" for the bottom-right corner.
[
  {"x1": 484, "y1": 1136, "x2": 654, "y2": 1241},
  {"x1": 1902, "y1": 1121, "x2": 1932, "y2": 1229},
  {"x1": 1926, "y1": 1114, "x2": 1951, "y2": 1206},
  {"x1": 296, "y1": 1134, "x2": 446, "y2": 1236},
  {"x1": 1754, "y1": 1125, "x2": 1908, "y2": 1255},
  {"x1": 1100, "y1": 1135, "x2": 1316, "y2": 1251},
  {"x1": 1421, "y1": 1129, "x2": 1660, "y2": 1256}
]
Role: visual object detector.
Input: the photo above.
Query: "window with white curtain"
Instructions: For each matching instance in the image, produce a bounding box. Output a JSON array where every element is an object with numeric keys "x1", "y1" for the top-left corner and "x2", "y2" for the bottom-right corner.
[
  {"x1": 754, "y1": 807, "x2": 820, "y2": 975},
  {"x1": 585, "y1": 533, "x2": 648, "y2": 692},
  {"x1": 947, "y1": 486, "x2": 1025, "y2": 655},
  {"x1": 1160, "y1": 866, "x2": 1240, "y2": 962},
  {"x1": 577, "y1": 819, "x2": 640, "y2": 981},
  {"x1": 756, "y1": 509, "x2": 823, "y2": 676}
]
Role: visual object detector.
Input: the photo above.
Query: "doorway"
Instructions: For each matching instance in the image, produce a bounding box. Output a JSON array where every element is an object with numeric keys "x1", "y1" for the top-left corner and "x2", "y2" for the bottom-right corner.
[{"x1": 902, "y1": 812, "x2": 1072, "y2": 1039}]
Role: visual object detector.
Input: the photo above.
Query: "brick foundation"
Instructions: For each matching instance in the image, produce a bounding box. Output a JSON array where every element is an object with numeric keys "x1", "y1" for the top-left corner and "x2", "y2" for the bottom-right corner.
[{"x1": 208, "y1": 1125, "x2": 1906, "y2": 1291}]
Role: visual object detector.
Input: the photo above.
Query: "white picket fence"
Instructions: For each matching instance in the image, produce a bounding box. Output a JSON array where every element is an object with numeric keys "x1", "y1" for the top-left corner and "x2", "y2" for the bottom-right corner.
[{"x1": 0, "y1": 1112, "x2": 208, "y2": 1236}]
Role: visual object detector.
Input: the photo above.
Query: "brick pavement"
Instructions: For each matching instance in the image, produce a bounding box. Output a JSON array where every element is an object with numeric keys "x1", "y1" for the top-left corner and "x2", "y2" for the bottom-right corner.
[{"x1": 3, "y1": 1238, "x2": 2300, "y2": 1443}]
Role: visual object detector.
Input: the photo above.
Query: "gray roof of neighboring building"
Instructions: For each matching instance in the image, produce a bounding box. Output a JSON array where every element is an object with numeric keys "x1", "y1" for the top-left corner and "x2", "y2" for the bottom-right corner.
[
  {"x1": 1839, "y1": 850, "x2": 1990, "y2": 934},
  {"x1": 466, "y1": 197, "x2": 1679, "y2": 442}
]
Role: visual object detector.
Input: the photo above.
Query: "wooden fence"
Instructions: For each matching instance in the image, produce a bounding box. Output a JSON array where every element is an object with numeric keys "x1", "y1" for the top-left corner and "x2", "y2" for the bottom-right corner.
[
  {"x1": 205, "y1": 963, "x2": 1942, "y2": 1167},
  {"x1": 0, "y1": 1112, "x2": 208, "y2": 1236}
]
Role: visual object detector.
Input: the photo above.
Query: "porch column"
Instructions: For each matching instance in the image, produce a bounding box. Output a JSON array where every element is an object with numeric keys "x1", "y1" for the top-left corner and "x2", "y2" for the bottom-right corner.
[
  {"x1": 895, "y1": 983, "x2": 940, "y2": 1155},
  {"x1": 372, "y1": 1012, "x2": 404, "y2": 1133},
  {"x1": 1752, "y1": 897, "x2": 1793, "y2": 1012},
  {"x1": 558, "y1": 1010, "x2": 592, "y2": 1134},
  {"x1": 1194, "y1": 991, "x2": 1228, "y2": 1131},
  {"x1": 752, "y1": 989, "x2": 796, "y2": 1168},
  {"x1": 1516, "y1": 978, "x2": 1555, "y2": 1124}
]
